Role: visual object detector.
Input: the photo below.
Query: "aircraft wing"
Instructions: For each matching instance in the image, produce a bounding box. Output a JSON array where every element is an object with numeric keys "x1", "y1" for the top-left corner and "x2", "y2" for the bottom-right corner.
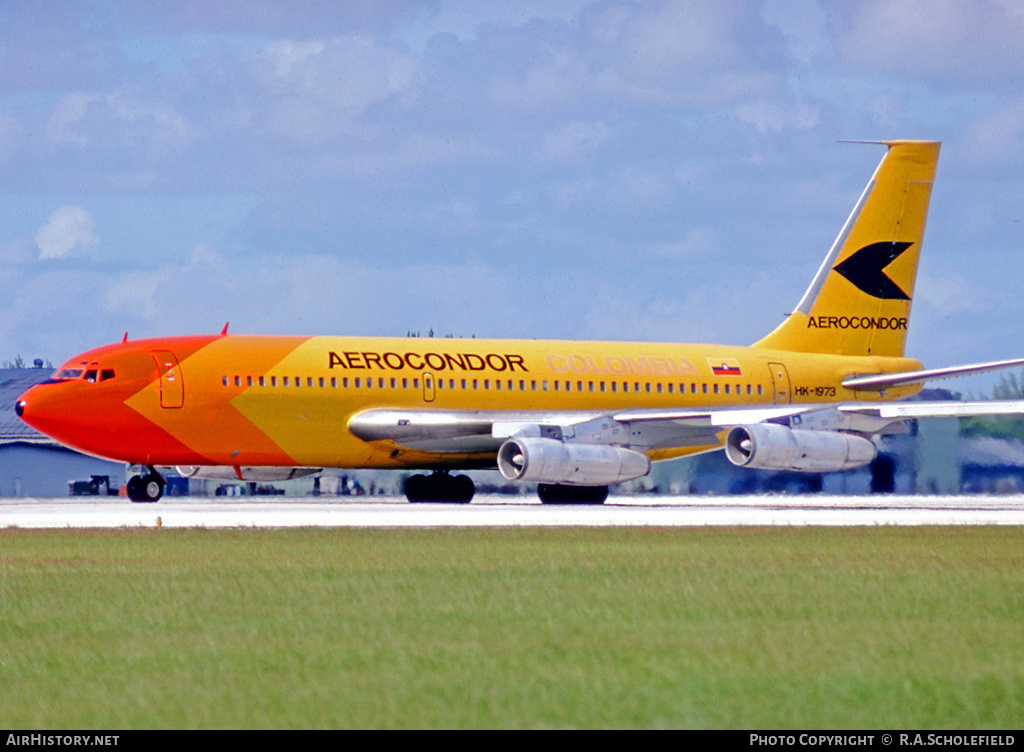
[
  {"x1": 349, "y1": 407, "x2": 725, "y2": 454},
  {"x1": 349, "y1": 398, "x2": 1024, "y2": 455}
]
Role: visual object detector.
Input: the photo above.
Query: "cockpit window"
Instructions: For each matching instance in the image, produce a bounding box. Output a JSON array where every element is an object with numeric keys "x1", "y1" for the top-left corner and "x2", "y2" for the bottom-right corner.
[{"x1": 52, "y1": 366, "x2": 114, "y2": 382}]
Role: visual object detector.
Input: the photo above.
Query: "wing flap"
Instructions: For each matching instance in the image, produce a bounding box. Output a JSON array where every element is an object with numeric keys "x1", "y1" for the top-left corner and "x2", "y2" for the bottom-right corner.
[{"x1": 839, "y1": 399, "x2": 1024, "y2": 419}]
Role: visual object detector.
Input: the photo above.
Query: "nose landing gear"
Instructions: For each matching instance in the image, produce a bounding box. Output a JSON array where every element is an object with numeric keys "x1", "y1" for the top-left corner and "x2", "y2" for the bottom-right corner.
[{"x1": 127, "y1": 467, "x2": 165, "y2": 502}]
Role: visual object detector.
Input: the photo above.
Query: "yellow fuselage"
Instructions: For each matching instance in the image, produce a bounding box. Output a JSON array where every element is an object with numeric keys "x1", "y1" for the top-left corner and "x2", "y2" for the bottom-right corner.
[{"x1": 19, "y1": 334, "x2": 921, "y2": 470}]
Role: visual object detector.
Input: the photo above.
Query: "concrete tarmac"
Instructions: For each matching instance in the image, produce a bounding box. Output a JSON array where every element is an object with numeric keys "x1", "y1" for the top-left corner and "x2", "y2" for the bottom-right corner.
[{"x1": 2, "y1": 493, "x2": 1024, "y2": 528}]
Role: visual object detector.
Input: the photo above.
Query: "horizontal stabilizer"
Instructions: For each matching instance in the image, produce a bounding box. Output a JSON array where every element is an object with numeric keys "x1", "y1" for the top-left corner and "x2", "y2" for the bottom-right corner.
[{"x1": 842, "y1": 357, "x2": 1024, "y2": 391}]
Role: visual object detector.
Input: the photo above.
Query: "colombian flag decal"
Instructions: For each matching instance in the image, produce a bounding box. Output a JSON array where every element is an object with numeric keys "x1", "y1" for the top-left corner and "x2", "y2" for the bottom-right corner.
[{"x1": 708, "y1": 357, "x2": 743, "y2": 377}]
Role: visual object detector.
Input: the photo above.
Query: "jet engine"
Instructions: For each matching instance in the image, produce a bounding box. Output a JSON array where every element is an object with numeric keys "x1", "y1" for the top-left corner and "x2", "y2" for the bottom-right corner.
[
  {"x1": 497, "y1": 437, "x2": 651, "y2": 485},
  {"x1": 724, "y1": 423, "x2": 877, "y2": 473}
]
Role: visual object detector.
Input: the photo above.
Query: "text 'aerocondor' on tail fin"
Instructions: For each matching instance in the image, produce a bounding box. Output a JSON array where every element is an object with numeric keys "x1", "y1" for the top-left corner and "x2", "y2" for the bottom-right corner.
[{"x1": 754, "y1": 140, "x2": 940, "y2": 358}]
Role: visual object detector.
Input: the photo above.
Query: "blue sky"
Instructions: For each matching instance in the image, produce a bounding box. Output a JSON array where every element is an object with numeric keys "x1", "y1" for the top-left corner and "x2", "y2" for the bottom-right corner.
[{"x1": 2, "y1": 0, "x2": 1024, "y2": 394}]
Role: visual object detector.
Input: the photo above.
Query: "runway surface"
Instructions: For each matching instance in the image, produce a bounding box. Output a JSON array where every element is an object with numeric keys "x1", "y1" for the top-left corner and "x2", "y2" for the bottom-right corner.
[{"x1": 2, "y1": 493, "x2": 1024, "y2": 528}]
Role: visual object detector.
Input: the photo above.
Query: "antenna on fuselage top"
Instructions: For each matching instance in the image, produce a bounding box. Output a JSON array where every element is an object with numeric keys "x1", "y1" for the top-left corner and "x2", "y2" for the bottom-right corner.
[
  {"x1": 122, "y1": 332, "x2": 128, "y2": 343},
  {"x1": 220, "y1": 322, "x2": 229, "y2": 336}
]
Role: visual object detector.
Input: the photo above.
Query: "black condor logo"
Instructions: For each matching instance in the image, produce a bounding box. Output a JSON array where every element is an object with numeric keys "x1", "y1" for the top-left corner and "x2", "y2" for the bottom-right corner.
[{"x1": 833, "y1": 241, "x2": 913, "y2": 300}]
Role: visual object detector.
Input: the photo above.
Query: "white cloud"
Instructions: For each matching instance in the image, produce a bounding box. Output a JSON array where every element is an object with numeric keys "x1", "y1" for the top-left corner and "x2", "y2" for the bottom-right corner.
[
  {"x1": 839, "y1": 0, "x2": 1024, "y2": 81},
  {"x1": 961, "y1": 100, "x2": 1024, "y2": 167},
  {"x1": 35, "y1": 206, "x2": 98, "y2": 260},
  {"x1": 647, "y1": 228, "x2": 718, "y2": 260},
  {"x1": 761, "y1": 0, "x2": 830, "y2": 65},
  {"x1": 916, "y1": 269, "x2": 993, "y2": 314},
  {"x1": 489, "y1": 49, "x2": 591, "y2": 110},
  {"x1": 247, "y1": 35, "x2": 419, "y2": 143},
  {"x1": 734, "y1": 101, "x2": 819, "y2": 133},
  {"x1": 47, "y1": 93, "x2": 97, "y2": 146},
  {"x1": 46, "y1": 91, "x2": 195, "y2": 159},
  {"x1": 0, "y1": 109, "x2": 21, "y2": 162},
  {"x1": 536, "y1": 121, "x2": 614, "y2": 163}
]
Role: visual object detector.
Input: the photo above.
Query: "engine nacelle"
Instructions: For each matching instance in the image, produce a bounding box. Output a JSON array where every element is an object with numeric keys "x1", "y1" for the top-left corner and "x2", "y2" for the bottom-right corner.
[
  {"x1": 497, "y1": 437, "x2": 651, "y2": 485},
  {"x1": 175, "y1": 466, "x2": 322, "y2": 482},
  {"x1": 724, "y1": 423, "x2": 877, "y2": 473}
]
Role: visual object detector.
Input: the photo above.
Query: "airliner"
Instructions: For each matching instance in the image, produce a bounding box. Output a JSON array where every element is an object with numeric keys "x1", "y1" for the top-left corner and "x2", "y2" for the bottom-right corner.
[{"x1": 16, "y1": 140, "x2": 1024, "y2": 503}]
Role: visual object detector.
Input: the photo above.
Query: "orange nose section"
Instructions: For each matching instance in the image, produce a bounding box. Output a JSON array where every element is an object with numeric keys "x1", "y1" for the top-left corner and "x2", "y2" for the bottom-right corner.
[{"x1": 16, "y1": 381, "x2": 209, "y2": 466}]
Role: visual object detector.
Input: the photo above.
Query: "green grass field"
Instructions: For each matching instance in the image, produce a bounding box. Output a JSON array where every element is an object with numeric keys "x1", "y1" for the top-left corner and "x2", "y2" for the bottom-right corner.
[{"x1": 1, "y1": 526, "x2": 1023, "y2": 728}]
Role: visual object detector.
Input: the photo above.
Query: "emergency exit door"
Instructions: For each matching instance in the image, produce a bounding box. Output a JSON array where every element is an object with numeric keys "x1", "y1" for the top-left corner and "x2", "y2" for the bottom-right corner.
[{"x1": 768, "y1": 362, "x2": 791, "y2": 404}]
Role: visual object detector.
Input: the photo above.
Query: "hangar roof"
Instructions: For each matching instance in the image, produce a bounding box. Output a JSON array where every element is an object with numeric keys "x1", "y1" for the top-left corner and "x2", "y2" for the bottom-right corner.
[
  {"x1": 0, "y1": 367, "x2": 56, "y2": 444},
  {"x1": 961, "y1": 436, "x2": 1024, "y2": 468}
]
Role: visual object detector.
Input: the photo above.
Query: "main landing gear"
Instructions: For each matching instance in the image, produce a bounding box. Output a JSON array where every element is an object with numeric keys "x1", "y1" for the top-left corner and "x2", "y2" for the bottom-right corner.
[
  {"x1": 401, "y1": 475, "x2": 610, "y2": 505},
  {"x1": 127, "y1": 467, "x2": 165, "y2": 503},
  {"x1": 537, "y1": 484, "x2": 609, "y2": 505},
  {"x1": 404, "y1": 472, "x2": 475, "y2": 503}
]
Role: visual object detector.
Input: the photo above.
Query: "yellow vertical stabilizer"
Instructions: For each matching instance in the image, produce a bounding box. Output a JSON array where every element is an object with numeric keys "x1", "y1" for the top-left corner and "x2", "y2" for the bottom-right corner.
[{"x1": 754, "y1": 140, "x2": 940, "y2": 357}]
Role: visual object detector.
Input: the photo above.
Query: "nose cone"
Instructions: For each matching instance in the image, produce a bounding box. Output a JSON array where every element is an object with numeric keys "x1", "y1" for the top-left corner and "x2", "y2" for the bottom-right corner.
[
  {"x1": 14, "y1": 385, "x2": 58, "y2": 435},
  {"x1": 15, "y1": 380, "x2": 116, "y2": 458}
]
